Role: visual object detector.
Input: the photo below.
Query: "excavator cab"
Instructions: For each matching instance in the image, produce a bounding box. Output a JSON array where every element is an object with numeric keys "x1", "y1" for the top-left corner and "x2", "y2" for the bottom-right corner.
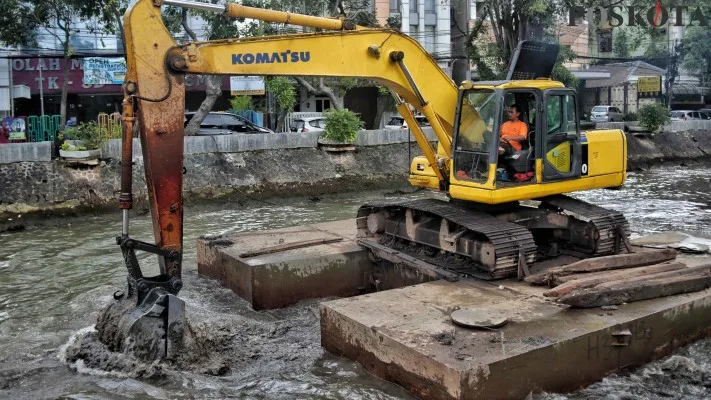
[{"x1": 451, "y1": 83, "x2": 582, "y2": 187}]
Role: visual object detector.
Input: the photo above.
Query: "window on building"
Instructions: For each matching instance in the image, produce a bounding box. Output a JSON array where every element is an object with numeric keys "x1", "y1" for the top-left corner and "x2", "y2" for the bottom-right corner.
[
  {"x1": 316, "y1": 99, "x2": 331, "y2": 112},
  {"x1": 409, "y1": 0, "x2": 418, "y2": 13},
  {"x1": 390, "y1": 0, "x2": 401, "y2": 12},
  {"x1": 598, "y1": 31, "x2": 612, "y2": 53},
  {"x1": 424, "y1": 26, "x2": 435, "y2": 53},
  {"x1": 425, "y1": 0, "x2": 435, "y2": 12},
  {"x1": 410, "y1": 24, "x2": 419, "y2": 40}
]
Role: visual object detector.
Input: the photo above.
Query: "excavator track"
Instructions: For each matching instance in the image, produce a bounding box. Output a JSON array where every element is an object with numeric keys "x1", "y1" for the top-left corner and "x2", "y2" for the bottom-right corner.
[
  {"x1": 537, "y1": 194, "x2": 631, "y2": 256},
  {"x1": 357, "y1": 196, "x2": 631, "y2": 280},
  {"x1": 357, "y1": 199, "x2": 538, "y2": 280}
]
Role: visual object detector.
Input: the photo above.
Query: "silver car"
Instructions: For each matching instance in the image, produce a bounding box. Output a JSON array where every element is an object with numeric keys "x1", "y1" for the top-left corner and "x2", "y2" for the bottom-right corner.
[
  {"x1": 590, "y1": 106, "x2": 624, "y2": 122},
  {"x1": 670, "y1": 110, "x2": 711, "y2": 121}
]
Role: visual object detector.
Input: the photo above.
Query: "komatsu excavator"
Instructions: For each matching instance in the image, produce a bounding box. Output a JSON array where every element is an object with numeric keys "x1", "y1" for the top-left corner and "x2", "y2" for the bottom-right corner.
[{"x1": 98, "y1": 0, "x2": 630, "y2": 360}]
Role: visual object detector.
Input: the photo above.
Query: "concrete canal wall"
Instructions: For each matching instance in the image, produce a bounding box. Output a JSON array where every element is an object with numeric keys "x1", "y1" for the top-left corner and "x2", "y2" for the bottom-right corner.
[
  {"x1": 1, "y1": 123, "x2": 711, "y2": 229},
  {"x1": 0, "y1": 129, "x2": 436, "y2": 230}
]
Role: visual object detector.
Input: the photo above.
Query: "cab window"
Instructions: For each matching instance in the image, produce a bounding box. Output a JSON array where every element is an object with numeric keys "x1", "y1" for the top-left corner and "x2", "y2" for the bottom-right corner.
[
  {"x1": 546, "y1": 94, "x2": 577, "y2": 135},
  {"x1": 453, "y1": 89, "x2": 497, "y2": 183}
]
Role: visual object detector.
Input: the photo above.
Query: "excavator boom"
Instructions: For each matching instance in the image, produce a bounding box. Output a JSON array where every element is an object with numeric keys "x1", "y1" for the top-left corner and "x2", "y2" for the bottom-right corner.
[{"x1": 100, "y1": 0, "x2": 460, "y2": 360}]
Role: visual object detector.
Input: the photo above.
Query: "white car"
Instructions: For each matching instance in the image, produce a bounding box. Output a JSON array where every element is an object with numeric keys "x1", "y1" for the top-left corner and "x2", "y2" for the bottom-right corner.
[
  {"x1": 670, "y1": 110, "x2": 710, "y2": 121},
  {"x1": 290, "y1": 116, "x2": 327, "y2": 133},
  {"x1": 384, "y1": 115, "x2": 430, "y2": 130},
  {"x1": 589, "y1": 106, "x2": 624, "y2": 122}
]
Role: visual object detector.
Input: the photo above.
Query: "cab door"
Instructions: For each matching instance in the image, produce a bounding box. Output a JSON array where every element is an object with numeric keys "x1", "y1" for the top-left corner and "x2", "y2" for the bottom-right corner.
[{"x1": 541, "y1": 90, "x2": 582, "y2": 181}]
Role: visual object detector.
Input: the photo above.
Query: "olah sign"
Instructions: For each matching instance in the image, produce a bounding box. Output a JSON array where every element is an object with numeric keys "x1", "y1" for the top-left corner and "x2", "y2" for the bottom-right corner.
[{"x1": 568, "y1": 3, "x2": 709, "y2": 27}]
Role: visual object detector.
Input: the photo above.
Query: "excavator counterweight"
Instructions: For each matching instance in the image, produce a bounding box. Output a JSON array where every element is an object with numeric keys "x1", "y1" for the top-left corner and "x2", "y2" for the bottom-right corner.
[{"x1": 100, "y1": 0, "x2": 629, "y2": 361}]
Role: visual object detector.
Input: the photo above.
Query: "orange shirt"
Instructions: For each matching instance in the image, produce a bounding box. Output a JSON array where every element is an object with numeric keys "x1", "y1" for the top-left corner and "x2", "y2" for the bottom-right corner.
[{"x1": 500, "y1": 120, "x2": 528, "y2": 151}]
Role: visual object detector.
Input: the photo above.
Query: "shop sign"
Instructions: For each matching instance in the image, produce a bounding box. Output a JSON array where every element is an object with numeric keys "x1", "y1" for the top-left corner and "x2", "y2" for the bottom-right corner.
[
  {"x1": 230, "y1": 76, "x2": 265, "y2": 95},
  {"x1": 83, "y1": 58, "x2": 126, "y2": 85}
]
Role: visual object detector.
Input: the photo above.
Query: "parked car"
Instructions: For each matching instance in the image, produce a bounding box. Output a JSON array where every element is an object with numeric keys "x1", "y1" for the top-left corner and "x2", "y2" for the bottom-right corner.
[
  {"x1": 290, "y1": 116, "x2": 327, "y2": 133},
  {"x1": 589, "y1": 106, "x2": 624, "y2": 122},
  {"x1": 383, "y1": 115, "x2": 430, "y2": 130},
  {"x1": 670, "y1": 110, "x2": 710, "y2": 121},
  {"x1": 184, "y1": 112, "x2": 273, "y2": 135}
]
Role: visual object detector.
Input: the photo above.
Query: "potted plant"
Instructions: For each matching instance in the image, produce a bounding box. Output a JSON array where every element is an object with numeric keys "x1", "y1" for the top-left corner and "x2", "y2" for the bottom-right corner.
[
  {"x1": 59, "y1": 121, "x2": 108, "y2": 162},
  {"x1": 318, "y1": 108, "x2": 364, "y2": 152}
]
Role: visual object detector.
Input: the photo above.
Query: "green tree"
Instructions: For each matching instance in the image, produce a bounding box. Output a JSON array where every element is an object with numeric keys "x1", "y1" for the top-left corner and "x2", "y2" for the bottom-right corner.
[
  {"x1": 613, "y1": 29, "x2": 630, "y2": 58},
  {"x1": 230, "y1": 96, "x2": 253, "y2": 111},
  {"x1": 266, "y1": 77, "x2": 296, "y2": 131},
  {"x1": 682, "y1": 27, "x2": 711, "y2": 86}
]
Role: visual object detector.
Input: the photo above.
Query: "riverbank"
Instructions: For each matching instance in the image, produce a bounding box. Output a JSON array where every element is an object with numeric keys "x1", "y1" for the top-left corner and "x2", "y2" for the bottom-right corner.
[{"x1": 1, "y1": 125, "x2": 710, "y2": 232}]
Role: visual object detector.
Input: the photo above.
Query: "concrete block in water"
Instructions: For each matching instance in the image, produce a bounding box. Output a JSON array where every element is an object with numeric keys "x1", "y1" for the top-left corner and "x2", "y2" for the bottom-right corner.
[
  {"x1": 321, "y1": 254, "x2": 711, "y2": 400},
  {"x1": 197, "y1": 220, "x2": 373, "y2": 310}
]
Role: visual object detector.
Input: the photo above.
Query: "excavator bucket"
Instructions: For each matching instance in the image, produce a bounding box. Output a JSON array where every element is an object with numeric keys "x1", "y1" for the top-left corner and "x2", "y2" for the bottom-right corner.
[
  {"x1": 96, "y1": 235, "x2": 187, "y2": 361},
  {"x1": 98, "y1": 285, "x2": 185, "y2": 361}
]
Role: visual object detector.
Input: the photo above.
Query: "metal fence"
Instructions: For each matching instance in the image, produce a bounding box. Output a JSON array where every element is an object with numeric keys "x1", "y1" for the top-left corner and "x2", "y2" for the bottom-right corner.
[
  {"x1": 97, "y1": 112, "x2": 122, "y2": 140},
  {"x1": 27, "y1": 115, "x2": 61, "y2": 142}
]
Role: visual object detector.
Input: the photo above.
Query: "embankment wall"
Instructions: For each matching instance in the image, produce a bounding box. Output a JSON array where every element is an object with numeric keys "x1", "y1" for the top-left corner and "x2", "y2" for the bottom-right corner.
[{"x1": 1, "y1": 123, "x2": 710, "y2": 230}]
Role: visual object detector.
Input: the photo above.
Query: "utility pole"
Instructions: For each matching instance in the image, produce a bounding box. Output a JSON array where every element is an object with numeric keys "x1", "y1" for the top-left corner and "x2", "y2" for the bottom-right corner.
[
  {"x1": 38, "y1": 61, "x2": 45, "y2": 116},
  {"x1": 666, "y1": 39, "x2": 680, "y2": 109},
  {"x1": 451, "y1": 0, "x2": 470, "y2": 85}
]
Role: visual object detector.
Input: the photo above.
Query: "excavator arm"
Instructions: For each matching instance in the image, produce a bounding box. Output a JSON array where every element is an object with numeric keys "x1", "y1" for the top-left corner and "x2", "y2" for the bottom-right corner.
[{"x1": 99, "y1": 0, "x2": 460, "y2": 360}]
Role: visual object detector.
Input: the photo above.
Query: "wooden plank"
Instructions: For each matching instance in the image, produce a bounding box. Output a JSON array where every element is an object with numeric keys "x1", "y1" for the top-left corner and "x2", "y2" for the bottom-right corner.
[
  {"x1": 559, "y1": 264, "x2": 711, "y2": 308},
  {"x1": 525, "y1": 249, "x2": 677, "y2": 286},
  {"x1": 592, "y1": 264, "x2": 708, "y2": 289},
  {"x1": 543, "y1": 262, "x2": 686, "y2": 298},
  {"x1": 239, "y1": 237, "x2": 343, "y2": 258},
  {"x1": 357, "y1": 239, "x2": 459, "y2": 282}
]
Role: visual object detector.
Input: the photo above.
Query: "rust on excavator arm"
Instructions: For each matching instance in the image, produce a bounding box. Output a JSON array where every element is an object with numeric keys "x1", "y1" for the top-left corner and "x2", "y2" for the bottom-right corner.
[{"x1": 123, "y1": 0, "x2": 186, "y2": 278}]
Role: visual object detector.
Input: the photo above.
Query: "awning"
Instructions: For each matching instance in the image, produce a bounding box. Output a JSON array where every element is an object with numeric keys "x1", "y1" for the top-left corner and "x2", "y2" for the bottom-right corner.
[
  {"x1": 672, "y1": 84, "x2": 711, "y2": 96},
  {"x1": 571, "y1": 70, "x2": 611, "y2": 80}
]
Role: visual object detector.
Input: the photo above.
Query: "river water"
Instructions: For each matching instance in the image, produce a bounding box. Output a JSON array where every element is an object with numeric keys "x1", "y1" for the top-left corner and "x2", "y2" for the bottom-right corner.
[{"x1": 1, "y1": 163, "x2": 710, "y2": 400}]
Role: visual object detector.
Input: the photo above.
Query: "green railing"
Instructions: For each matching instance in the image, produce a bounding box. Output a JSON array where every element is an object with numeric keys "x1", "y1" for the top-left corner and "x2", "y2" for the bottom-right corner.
[{"x1": 27, "y1": 115, "x2": 61, "y2": 142}]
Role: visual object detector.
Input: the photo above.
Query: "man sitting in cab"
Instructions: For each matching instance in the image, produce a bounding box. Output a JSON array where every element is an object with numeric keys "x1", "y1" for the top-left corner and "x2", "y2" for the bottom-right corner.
[{"x1": 499, "y1": 104, "x2": 528, "y2": 155}]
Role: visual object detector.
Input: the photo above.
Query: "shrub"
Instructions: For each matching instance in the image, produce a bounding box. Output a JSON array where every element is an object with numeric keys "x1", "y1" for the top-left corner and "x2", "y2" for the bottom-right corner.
[
  {"x1": 623, "y1": 112, "x2": 637, "y2": 122},
  {"x1": 230, "y1": 95, "x2": 253, "y2": 111},
  {"x1": 637, "y1": 103, "x2": 670, "y2": 132},
  {"x1": 61, "y1": 121, "x2": 107, "y2": 151},
  {"x1": 322, "y1": 108, "x2": 364, "y2": 143}
]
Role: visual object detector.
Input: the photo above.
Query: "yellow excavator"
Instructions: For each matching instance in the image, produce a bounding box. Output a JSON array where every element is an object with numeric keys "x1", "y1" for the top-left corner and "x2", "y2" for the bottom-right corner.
[{"x1": 98, "y1": 0, "x2": 629, "y2": 360}]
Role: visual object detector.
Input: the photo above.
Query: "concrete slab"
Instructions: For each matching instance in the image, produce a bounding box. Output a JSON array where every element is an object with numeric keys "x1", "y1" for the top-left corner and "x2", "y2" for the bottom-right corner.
[
  {"x1": 320, "y1": 252, "x2": 711, "y2": 400},
  {"x1": 197, "y1": 219, "x2": 434, "y2": 310}
]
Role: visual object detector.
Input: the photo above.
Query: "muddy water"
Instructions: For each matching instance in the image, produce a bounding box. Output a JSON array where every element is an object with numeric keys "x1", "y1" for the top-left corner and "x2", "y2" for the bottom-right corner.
[{"x1": 0, "y1": 164, "x2": 710, "y2": 399}]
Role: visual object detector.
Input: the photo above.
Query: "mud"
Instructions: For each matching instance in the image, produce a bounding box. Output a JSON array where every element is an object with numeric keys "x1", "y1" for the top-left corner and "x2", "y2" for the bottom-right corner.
[{"x1": 62, "y1": 286, "x2": 326, "y2": 385}]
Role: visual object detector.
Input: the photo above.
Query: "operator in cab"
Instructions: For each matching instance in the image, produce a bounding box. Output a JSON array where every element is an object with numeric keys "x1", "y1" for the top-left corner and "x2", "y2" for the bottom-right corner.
[{"x1": 499, "y1": 104, "x2": 528, "y2": 155}]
